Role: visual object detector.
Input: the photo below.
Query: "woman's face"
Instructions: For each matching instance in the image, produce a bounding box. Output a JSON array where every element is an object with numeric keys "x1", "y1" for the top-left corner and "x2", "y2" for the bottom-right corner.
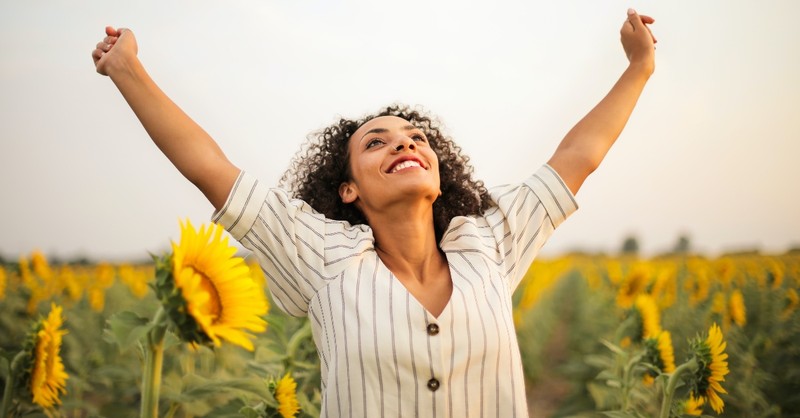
[{"x1": 339, "y1": 116, "x2": 441, "y2": 214}]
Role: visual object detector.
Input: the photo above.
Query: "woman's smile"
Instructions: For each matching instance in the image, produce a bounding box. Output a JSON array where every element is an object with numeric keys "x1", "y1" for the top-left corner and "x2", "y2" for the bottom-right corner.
[{"x1": 387, "y1": 156, "x2": 427, "y2": 173}]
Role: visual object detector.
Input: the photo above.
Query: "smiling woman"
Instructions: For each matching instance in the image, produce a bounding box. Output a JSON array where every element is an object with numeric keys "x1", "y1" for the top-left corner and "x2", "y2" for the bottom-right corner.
[
  {"x1": 92, "y1": 7, "x2": 656, "y2": 417},
  {"x1": 280, "y1": 105, "x2": 492, "y2": 244}
]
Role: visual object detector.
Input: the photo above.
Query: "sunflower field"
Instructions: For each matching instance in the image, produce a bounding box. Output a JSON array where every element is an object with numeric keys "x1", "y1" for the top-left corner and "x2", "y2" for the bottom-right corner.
[{"x1": 1, "y1": 223, "x2": 798, "y2": 417}]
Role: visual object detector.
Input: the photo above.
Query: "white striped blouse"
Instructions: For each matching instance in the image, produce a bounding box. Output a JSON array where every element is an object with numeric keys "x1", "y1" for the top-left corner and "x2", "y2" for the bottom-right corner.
[{"x1": 212, "y1": 164, "x2": 578, "y2": 418}]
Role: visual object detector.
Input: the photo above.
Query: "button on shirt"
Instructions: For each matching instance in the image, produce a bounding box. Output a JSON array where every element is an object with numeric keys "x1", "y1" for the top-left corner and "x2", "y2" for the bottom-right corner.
[{"x1": 213, "y1": 164, "x2": 578, "y2": 418}]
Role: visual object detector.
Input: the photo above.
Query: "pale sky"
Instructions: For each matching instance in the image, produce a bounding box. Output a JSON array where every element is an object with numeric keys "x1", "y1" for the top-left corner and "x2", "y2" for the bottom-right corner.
[{"x1": 1, "y1": 0, "x2": 798, "y2": 261}]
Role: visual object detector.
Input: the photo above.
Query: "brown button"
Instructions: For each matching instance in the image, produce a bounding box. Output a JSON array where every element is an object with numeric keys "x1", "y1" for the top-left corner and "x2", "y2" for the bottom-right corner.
[
  {"x1": 427, "y1": 378, "x2": 440, "y2": 391},
  {"x1": 426, "y1": 323, "x2": 440, "y2": 336}
]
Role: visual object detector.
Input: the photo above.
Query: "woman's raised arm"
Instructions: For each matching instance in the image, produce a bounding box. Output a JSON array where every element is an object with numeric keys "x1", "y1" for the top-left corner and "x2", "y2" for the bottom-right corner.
[
  {"x1": 92, "y1": 26, "x2": 240, "y2": 210},
  {"x1": 547, "y1": 9, "x2": 656, "y2": 195}
]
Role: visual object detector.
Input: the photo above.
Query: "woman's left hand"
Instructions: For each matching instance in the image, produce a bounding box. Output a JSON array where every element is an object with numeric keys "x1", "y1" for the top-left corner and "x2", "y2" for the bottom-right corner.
[{"x1": 621, "y1": 9, "x2": 656, "y2": 73}]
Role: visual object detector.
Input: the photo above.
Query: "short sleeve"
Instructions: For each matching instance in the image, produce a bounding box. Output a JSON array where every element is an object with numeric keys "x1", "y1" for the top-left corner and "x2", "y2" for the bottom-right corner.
[
  {"x1": 211, "y1": 171, "x2": 375, "y2": 317},
  {"x1": 483, "y1": 164, "x2": 578, "y2": 290}
]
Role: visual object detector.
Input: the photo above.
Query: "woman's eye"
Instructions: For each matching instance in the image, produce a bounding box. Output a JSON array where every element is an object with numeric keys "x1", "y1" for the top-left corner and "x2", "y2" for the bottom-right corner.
[
  {"x1": 412, "y1": 134, "x2": 426, "y2": 142},
  {"x1": 366, "y1": 138, "x2": 383, "y2": 149}
]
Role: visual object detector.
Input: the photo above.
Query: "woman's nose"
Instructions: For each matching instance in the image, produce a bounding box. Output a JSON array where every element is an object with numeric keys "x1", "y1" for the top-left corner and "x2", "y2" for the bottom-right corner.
[{"x1": 393, "y1": 136, "x2": 416, "y2": 151}]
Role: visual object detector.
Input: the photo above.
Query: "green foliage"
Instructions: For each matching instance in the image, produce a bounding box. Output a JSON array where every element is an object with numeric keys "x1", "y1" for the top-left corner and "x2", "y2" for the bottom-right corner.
[
  {"x1": 2, "y1": 252, "x2": 798, "y2": 417},
  {"x1": 514, "y1": 254, "x2": 800, "y2": 417}
]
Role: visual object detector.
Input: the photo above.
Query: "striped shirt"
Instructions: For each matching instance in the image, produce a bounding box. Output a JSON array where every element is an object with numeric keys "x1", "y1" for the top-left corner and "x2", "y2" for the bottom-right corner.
[{"x1": 212, "y1": 164, "x2": 578, "y2": 418}]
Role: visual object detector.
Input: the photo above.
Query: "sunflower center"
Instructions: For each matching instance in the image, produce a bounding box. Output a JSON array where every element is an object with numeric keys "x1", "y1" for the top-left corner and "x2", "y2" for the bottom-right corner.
[{"x1": 195, "y1": 269, "x2": 223, "y2": 320}]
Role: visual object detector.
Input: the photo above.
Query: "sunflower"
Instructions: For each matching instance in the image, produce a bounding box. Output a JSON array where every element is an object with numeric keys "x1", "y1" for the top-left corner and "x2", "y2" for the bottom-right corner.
[
  {"x1": 643, "y1": 331, "x2": 675, "y2": 382},
  {"x1": 710, "y1": 292, "x2": 726, "y2": 316},
  {"x1": 685, "y1": 259, "x2": 711, "y2": 306},
  {"x1": 684, "y1": 395, "x2": 705, "y2": 416},
  {"x1": 274, "y1": 373, "x2": 301, "y2": 418},
  {"x1": 118, "y1": 263, "x2": 152, "y2": 299},
  {"x1": 58, "y1": 265, "x2": 83, "y2": 302},
  {"x1": 714, "y1": 257, "x2": 735, "y2": 289},
  {"x1": 616, "y1": 264, "x2": 650, "y2": 308},
  {"x1": 656, "y1": 331, "x2": 676, "y2": 374},
  {"x1": 157, "y1": 220, "x2": 268, "y2": 351},
  {"x1": 19, "y1": 255, "x2": 46, "y2": 314},
  {"x1": 634, "y1": 294, "x2": 662, "y2": 341},
  {"x1": 764, "y1": 259, "x2": 784, "y2": 289},
  {"x1": 649, "y1": 266, "x2": 676, "y2": 309},
  {"x1": 30, "y1": 250, "x2": 53, "y2": 282},
  {"x1": 688, "y1": 323, "x2": 729, "y2": 414},
  {"x1": 26, "y1": 303, "x2": 69, "y2": 408},
  {"x1": 728, "y1": 290, "x2": 746, "y2": 327},
  {"x1": 86, "y1": 263, "x2": 116, "y2": 312},
  {"x1": 782, "y1": 288, "x2": 799, "y2": 320},
  {"x1": 0, "y1": 265, "x2": 6, "y2": 300}
]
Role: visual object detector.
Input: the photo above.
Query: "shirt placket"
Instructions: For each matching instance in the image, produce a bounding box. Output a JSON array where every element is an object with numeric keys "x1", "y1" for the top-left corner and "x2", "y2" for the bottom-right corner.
[{"x1": 424, "y1": 305, "x2": 450, "y2": 417}]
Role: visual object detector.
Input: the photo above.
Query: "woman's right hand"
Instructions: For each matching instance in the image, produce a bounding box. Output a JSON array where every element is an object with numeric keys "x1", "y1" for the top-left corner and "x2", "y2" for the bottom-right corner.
[
  {"x1": 620, "y1": 9, "x2": 656, "y2": 75},
  {"x1": 92, "y1": 26, "x2": 138, "y2": 76}
]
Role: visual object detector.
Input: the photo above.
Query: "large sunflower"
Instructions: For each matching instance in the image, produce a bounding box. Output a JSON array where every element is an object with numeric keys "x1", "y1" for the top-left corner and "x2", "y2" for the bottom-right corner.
[
  {"x1": 688, "y1": 323, "x2": 729, "y2": 414},
  {"x1": 27, "y1": 303, "x2": 69, "y2": 408},
  {"x1": 274, "y1": 373, "x2": 301, "y2": 418},
  {"x1": 160, "y1": 220, "x2": 268, "y2": 351}
]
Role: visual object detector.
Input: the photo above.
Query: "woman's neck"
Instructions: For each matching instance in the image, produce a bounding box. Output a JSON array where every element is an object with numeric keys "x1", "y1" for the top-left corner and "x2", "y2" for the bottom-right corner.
[{"x1": 367, "y1": 203, "x2": 444, "y2": 284}]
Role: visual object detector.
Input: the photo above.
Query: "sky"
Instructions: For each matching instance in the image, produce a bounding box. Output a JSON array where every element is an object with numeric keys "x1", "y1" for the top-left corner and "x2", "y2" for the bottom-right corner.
[{"x1": 1, "y1": 0, "x2": 798, "y2": 261}]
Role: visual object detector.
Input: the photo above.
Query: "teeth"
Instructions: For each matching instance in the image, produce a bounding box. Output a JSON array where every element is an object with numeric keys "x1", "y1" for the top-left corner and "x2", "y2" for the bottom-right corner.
[{"x1": 391, "y1": 160, "x2": 421, "y2": 173}]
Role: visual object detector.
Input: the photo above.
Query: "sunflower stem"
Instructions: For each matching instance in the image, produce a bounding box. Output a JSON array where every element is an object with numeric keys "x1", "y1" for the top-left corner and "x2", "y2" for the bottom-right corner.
[
  {"x1": 621, "y1": 352, "x2": 643, "y2": 411},
  {"x1": 1, "y1": 351, "x2": 26, "y2": 418},
  {"x1": 163, "y1": 402, "x2": 180, "y2": 418},
  {"x1": 658, "y1": 358, "x2": 698, "y2": 418},
  {"x1": 141, "y1": 307, "x2": 168, "y2": 418}
]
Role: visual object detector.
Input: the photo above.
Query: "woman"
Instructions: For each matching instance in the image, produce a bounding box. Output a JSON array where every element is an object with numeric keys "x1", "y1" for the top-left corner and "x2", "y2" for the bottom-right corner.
[{"x1": 92, "y1": 9, "x2": 655, "y2": 417}]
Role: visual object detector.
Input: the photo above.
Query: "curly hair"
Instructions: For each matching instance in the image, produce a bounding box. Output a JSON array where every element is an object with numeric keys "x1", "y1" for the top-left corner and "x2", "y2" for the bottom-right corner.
[{"x1": 279, "y1": 104, "x2": 492, "y2": 243}]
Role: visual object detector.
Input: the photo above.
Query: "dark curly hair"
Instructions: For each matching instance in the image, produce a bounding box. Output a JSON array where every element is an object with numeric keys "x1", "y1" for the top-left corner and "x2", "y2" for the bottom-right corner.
[{"x1": 279, "y1": 104, "x2": 492, "y2": 243}]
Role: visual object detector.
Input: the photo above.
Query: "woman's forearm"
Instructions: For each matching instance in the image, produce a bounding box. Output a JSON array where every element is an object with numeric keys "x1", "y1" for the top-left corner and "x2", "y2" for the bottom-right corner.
[
  {"x1": 547, "y1": 9, "x2": 656, "y2": 195},
  {"x1": 555, "y1": 62, "x2": 652, "y2": 173},
  {"x1": 105, "y1": 54, "x2": 238, "y2": 209}
]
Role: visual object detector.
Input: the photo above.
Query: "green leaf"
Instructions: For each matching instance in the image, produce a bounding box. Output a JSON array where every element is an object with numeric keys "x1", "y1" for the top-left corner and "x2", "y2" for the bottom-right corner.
[
  {"x1": 203, "y1": 398, "x2": 249, "y2": 418},
  {"x1": 587, "y1": 382, "x2": 619, "y2": 410},
  {"x1": 0, "y1": 347, "x2": 17, "y2": 363},
  {"x1": 163, "y1": 330, "x2": 182, "y2": 351},
  {"x1": 292, "y1": 360, "x2": 319, "y2": 371},
  {"x1": 104, "y1": 310, "x2": 155, "y2": 351},
  {"x1": 296, "y1": 391, "x2": 320, "y2": 418},
  {"x1": 600, "y1": 339, "x2": 628, "y2": 356},
  {"x1": 239, "y1": 402, "x2": 268, "y2": 418},
  {"x1": 286, "y1": 321, "x2": 312, "y2": 358},
  {"x1": 595, "y1": 370, "x2": 618, "y2": 382},
  {"x1": 585, "y1": 354, "x2": 614, "y2": 369},
  {"x1": 178, "y1": 374, "x2": 273, "y2": 403},
  {"x1": 254, "y1": 345, "x2": 286, "y2": 363}
]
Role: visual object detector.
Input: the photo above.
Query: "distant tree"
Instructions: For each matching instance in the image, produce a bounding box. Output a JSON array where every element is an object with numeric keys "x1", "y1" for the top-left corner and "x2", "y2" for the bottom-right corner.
[
  {"x1": 69, "y1": 256, "x2": 92, "y2": 265},
  {"x1": 673, "y1": 234, "x2": 691, "y2": 254},
  {"x1": 621, "y1": 235, "x2": 640, "y2": 255}
]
